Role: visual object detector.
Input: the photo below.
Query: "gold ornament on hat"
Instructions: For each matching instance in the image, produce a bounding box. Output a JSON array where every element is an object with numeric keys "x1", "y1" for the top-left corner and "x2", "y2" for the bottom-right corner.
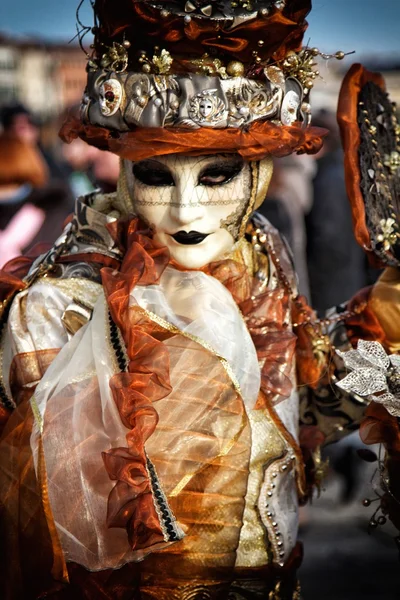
[
  {"x1": 99, "y1": 42, "x2": 129, "y2": 73},
  {"x1": 152, "y1": 48, "x2": 174, "y2": 74},
  {"x1": 190, "y1": 54, "x2": 228, "y2": 78},
  {"x1": 279, "y1": 47, "x2": 354, "y2": 92},
  {"x1": 138, "y1": 47, "x2": 174, "y2": 75}
]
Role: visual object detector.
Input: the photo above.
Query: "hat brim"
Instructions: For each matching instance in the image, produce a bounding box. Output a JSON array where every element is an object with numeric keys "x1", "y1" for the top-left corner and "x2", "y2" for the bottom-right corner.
[{"x1": 60, "y1": 115, "x2": 327, "y2": 161}]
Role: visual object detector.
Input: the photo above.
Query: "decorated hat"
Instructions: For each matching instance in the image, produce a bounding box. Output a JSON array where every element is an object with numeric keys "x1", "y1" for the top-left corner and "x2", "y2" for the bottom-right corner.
[{"x1": 61, "y1": 0, "x2": 345, "y2": 160}]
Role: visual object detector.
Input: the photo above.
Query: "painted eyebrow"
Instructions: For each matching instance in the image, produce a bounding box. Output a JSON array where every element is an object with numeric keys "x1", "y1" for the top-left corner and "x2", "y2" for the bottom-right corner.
[
  {"x1": 198, "y1": 157, "x2": 244, "y2": 177},
  {"x1": 132, "y1": 159, "x2": 171, "y2": 171},
  {"x1": 132, "y1": 155, "x2": 244, "y2": 177}
]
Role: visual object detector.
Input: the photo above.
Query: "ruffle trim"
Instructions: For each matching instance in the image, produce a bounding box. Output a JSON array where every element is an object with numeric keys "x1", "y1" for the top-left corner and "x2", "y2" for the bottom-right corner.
[{"x1": 101, "y1": 219, "x2": 184, "y2": 555}]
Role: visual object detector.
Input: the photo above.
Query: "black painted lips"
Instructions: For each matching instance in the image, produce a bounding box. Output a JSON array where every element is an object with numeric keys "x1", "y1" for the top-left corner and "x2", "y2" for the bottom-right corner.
[{"x1": 171, "y1": 231, "x2": 210, "y2": 245}]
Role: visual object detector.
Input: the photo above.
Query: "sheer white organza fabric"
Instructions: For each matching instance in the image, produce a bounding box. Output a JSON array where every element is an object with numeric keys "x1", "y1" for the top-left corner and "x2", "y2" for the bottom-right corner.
[
  {"x1": 131, "y1": 266, "x2": 261, "y2": 411},
  {"x1": 29, "y1": 267, "x2": 260, "y2": 571},
  {"x1": 30, "y1": 292, "x2": 136, "y2": 571}
]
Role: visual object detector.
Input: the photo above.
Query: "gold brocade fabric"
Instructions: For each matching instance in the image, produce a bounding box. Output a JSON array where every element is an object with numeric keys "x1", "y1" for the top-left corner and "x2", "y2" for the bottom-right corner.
[
  {"x1": 235, "y1": 409, "x2": 286, "y2": 567},
  {"x1": 2, "y1": 276, "x2": 102, "y2": 408},
  {"x1": 9, "y1": 348, "x2": 60, "y2": 406}
]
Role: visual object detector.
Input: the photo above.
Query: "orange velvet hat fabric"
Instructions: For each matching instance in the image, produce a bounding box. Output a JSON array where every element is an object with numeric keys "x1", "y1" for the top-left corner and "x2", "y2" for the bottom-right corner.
[{"x1": 337, "y1": 63, "x2": 386, "y2": 256}]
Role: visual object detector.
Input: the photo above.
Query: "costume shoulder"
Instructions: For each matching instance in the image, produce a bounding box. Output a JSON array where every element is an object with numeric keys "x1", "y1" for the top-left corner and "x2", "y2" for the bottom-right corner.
[
  {"x1": 0, "y1": 192, "x2": 123, "y2": 419},
  {"x1": 252, "y1": 210, "x2": 299, "y2": 293}
]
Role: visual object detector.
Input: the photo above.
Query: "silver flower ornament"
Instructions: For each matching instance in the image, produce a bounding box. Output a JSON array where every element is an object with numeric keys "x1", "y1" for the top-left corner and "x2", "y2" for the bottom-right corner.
[{"x1": 336, "y1": 340, "x2": 400, "y2": 417}]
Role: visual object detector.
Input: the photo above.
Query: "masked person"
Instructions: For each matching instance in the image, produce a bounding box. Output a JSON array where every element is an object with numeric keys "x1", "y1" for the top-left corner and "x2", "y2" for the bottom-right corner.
[{"x1": 1, "y1": 1, "x2": 400, "y2": 599}]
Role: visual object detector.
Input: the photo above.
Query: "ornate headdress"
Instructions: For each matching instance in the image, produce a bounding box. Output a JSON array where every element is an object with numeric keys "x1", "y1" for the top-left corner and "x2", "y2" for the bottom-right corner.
[{"x1": 61, "y1": 0, "x2": 343, "y2": 160}]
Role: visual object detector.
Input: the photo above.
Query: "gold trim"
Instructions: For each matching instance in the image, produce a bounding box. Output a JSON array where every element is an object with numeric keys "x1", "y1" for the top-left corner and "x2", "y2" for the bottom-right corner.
[
  {"x1": 136, "y1": 306, "x2": 242, "y2": 396},
  {"x1": 30, "y1": 394, "x2": 43, "y2": 433},
  {"x1": 239, "y1": 161, "x2": 259, "y2": 239},
  {"x1": 117, "y1": 158, "x2": 135, "y2": 215},
  {"x1": 37, "y1": 435, "x2": 69, "y2": 583}
]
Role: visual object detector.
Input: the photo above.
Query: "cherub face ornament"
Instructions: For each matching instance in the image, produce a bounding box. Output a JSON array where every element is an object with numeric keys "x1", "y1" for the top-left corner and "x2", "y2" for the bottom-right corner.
[
  {"x1": 199, "y1": 99, "x2": 213, "y2": 118},
  {"x1": 125, "y1": 153, "x2": 273, "y2": 269}
]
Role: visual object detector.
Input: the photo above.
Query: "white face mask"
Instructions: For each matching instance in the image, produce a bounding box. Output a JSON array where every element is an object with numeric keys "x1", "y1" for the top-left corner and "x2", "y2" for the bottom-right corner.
[
  {"x1": 121, "y1": 154, "x2": 273, "y2": 269},
  {"x1": 124, "y1": 154, "x2": 257, "y2": 269}
]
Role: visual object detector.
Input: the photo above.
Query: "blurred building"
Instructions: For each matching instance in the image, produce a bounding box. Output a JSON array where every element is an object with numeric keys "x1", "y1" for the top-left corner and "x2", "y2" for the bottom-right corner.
[
  {"x1": 311, "y1": 57, "x2": 400, "y2": 113},
  {"x1": 52, "y1": 45, "x2": 88, "y2": 111},
  {"x1": 0, "y1": 33, "x2": 87, "y2": 120},
  {"x1": 0, "y1": 44, "x2": 18, "y2": 105}
]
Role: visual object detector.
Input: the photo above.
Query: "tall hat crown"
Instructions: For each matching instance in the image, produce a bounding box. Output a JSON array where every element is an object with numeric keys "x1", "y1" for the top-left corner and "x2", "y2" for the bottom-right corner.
[{"x1": 62, "y1": 0, "x2": 334, "y2": 160}]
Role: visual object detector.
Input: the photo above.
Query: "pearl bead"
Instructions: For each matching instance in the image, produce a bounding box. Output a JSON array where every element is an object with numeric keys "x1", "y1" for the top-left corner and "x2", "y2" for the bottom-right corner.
[
  {"x1": 137, "y1": 96, "x2": 147, "y2": 107},
  {"x1": 154, "y1": 98, "x2": 162, "y2": 107},
  {"x1": 184, "y1": 15, "x2": 191, "y2": 23},
  {"x1": 239, "y1": 106, "x2": 249, "y2": 115},
  {"x1": 160, "y1": 9, "x2": 170, "y2": 18}
]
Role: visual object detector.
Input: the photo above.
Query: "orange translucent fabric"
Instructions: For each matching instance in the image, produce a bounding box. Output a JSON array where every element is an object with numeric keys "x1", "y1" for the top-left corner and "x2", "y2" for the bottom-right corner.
[
  {"x1": 207, "y1": 258, "x2": 296, "y2": 407},
  {"x1": 101, "y1": 219, "x2": 172, "y2": 552},
  {"x1": 346, "y1": 286, "x2": 386, "y2": 349},
  {"x1": 0, "y1": 400, "x2": 66, "y2": 599},
  {"x1": 101, "y1": 219, "x2": 251, "y2": 564},
  {"x1": 0, "y1": 266, "x2": 26, "y2": 304}
]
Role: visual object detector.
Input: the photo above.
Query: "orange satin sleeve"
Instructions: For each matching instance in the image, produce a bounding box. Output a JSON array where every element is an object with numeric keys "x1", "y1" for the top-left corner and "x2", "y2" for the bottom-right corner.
[{"x1": 345, "y1": 286, "x2": 386, "y2": 350}]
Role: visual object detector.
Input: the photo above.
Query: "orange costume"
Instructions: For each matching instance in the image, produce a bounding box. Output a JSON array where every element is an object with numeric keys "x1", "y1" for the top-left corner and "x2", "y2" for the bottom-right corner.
[{"x1": 1, "y1": 1, "x2": 400, "y2": 599}]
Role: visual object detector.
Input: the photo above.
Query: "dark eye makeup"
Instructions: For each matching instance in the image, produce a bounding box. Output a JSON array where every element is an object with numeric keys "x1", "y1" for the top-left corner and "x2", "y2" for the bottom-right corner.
[
  {"x1": 132, "y1": 161, "x2": 174, "y2": 186},
  {"x1": 198, "y1": 159, "x2": 244, "y2": 186},
  {"x1": 132, "y1": 157, "x2": 244, "y2": 187}
]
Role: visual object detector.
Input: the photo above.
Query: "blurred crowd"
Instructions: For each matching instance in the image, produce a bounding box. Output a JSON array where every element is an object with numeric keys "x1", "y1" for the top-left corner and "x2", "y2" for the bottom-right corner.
[
  {"x1": 0, "y1": 103, "x2": 119, "y2": 266},
  {"x1": 0, "y1": 101, "x2": 378, "y2": 310},
  {"x1": 258, "y1": 108, "x2": 379, "y2": 312}
]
